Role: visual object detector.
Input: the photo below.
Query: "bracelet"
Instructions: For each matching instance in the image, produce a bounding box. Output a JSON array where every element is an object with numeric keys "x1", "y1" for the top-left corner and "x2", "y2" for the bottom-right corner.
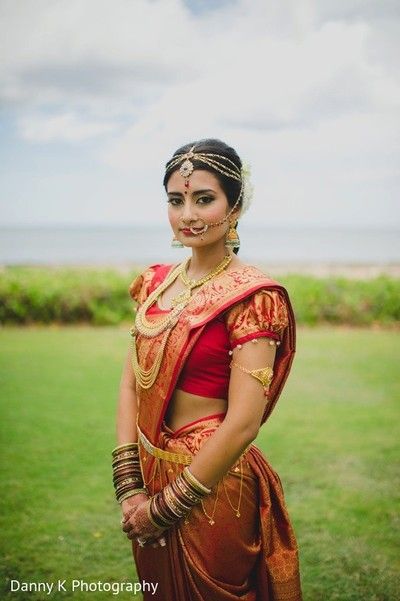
[
  {"x1": 146, "y1": 499, "x2": 164, "y2": 529},
  {"x1": 112, "y1": 442, "x2": 139, "y2": 456},
  {"x1": 182, "y1": 467, "x2": 212, "y2": 495},
  {"x1": 149, "y1": 468, "x2": 211, "y2": 529},
  {"x1": 118, "y1": 488, "x2": 148, "y2": 504},
  {"x1": 112, "y1": 441, "x2": 145, "y2": 503}
]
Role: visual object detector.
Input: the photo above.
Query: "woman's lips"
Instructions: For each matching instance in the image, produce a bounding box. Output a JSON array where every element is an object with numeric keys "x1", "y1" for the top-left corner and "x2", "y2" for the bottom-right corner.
[{"x1": 180, "y1": 228, "x2": 196, "y2": 236}]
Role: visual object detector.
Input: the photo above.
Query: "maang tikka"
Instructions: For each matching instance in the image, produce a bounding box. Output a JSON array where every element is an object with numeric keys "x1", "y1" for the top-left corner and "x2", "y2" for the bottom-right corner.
[
  {"x1": 179, "y1": 146, "x2": 195, "y2": 180},
  {"x1": 167, "y1": 143, "x2": 246, "y2": 246},
  {"x1": 171, "y1": 147, "x2": 195, "y2": 248}
]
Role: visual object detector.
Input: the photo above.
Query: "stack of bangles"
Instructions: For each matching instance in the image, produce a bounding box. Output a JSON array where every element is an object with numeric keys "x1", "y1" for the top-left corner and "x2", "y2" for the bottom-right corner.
[
  {"x1": 112, "y1": 442, "x2": 148, "y2": 504},
  {"x1": 147, "y1": 466, "x2": 212, "y2": 529}
]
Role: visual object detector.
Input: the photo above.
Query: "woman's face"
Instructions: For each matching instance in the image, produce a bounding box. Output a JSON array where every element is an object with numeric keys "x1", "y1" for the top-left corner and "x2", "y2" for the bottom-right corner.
[{"x1": 166, "y1": 169, "x2": 233, "y2": 249}]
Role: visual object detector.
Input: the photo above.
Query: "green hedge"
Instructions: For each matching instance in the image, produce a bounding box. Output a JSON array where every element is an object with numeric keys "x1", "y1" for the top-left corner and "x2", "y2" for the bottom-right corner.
[{"x1": 0, "y1": 266, "x2": 399, "y2": 326}]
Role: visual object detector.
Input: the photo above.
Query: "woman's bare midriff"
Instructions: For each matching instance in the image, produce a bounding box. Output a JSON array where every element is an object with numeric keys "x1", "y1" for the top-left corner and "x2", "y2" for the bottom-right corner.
[{"x1": 164, "y1": 389, "x2": 228, "y2": 432}]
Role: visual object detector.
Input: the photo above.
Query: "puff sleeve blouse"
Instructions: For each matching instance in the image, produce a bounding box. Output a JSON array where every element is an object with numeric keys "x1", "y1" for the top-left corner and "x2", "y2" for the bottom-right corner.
[
  {"x1": 128, "y1": 266, "x2": 290, "y2": 399},
  {"x1": 176, "y1": 289, "x2": 289, "y2": 400},
  {"x1": 224, "y1": 289, "x2": 289, "y2": 349}
]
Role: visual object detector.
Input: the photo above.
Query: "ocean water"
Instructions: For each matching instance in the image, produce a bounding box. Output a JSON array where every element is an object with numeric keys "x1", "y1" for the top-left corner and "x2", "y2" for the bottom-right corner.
[{"x1": 0, "y1": 225, "x2": 399, "y2": 266}]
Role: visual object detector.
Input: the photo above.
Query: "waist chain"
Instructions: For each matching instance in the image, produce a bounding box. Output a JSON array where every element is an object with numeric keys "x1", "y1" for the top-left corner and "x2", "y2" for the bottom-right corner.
[{"x1": 138, "y1": 426, "x2": 193, "y2": 465}]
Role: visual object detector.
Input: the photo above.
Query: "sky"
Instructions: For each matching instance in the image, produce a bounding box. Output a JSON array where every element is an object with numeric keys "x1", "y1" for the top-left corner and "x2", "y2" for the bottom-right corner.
[{"x1": 0, "y1": 0, "x2": 399, "y2": 228}]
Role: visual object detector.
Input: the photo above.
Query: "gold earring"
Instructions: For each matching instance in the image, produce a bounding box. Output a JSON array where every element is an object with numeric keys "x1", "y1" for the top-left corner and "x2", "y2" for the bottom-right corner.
[
  {"x1": 171, "y1": 235, "x2": 184, "y2": 248},
  {"x1": 225, "y1": 222, "x2": 240, "y2": 249}
]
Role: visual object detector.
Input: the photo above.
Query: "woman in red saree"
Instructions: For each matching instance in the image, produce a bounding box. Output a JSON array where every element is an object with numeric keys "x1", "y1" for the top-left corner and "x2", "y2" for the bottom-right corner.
[{"x1": 114, "y1": 139, "x2": 302, "y2": 600}]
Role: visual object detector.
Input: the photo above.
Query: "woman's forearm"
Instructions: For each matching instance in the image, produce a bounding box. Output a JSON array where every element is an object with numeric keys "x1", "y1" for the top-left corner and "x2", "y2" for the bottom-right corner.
[
  {"x1": 116, "y1": 347, "x2": 139, "y2": 445},
  {"x1": 116, "y1": 385, "x2": 138, "y2": 445}
]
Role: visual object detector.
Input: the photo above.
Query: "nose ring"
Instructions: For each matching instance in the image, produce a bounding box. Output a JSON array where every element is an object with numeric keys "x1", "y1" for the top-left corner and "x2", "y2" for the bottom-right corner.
[{"x1": 189, "y1": 224, "x2": 208, "y2": 235}]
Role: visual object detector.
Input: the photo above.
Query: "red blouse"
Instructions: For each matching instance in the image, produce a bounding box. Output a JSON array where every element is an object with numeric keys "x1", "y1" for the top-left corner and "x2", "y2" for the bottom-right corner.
[{"x1": 145, "y1": 289, "x2": 289, "y2": 400}]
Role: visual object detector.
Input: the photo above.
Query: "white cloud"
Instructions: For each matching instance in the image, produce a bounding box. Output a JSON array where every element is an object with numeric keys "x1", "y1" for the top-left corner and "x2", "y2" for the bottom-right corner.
[
  {"x1": 0, "y1": 0, "x2": 197, "y2": 114},
  {"x1": 0, "y1": 0, "x2": 398, "y2": 227},
  {"x1": 18, "y1": 112, "x2": 118, "y2": 142}
]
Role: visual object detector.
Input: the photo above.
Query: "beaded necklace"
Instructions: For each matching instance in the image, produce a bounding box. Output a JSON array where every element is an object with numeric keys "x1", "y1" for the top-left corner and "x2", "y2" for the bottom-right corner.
[{"x1": 130, "y1": 254, "x2": 232, "y2": 389}]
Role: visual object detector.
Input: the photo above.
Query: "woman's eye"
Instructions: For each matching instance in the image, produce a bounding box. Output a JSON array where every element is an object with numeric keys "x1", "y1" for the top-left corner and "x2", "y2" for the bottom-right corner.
[
  {"x1": 167, "y1": 198, "x2": 182, "y2": 206},
  {"x1": 197, "y1": 196, "x2": 214, "y2": 204}
]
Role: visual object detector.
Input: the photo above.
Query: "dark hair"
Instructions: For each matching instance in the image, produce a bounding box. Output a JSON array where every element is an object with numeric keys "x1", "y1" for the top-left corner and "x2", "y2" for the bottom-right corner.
[{"x1": 163, "y1": 138, "x2": 243, "y2": 254}]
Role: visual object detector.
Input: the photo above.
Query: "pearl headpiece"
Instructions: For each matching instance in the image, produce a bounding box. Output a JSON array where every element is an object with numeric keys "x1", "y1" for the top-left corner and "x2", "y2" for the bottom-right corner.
[{"x1": 165, "y1": 144, "x2": 254, "y2": 222}]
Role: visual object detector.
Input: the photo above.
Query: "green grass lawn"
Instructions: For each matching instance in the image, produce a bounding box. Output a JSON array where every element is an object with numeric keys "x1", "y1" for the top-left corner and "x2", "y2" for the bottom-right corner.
[{"x1": 0, "y1": 325, "x2": 399, "y2": 600}]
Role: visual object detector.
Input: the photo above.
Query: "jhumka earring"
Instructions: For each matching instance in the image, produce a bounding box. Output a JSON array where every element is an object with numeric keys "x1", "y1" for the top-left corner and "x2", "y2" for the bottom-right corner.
[
  {"x1": 171, "y1": 236, "x2": 184, "y2": 248},
  {"x1": 225, "y1": 221, "x2": 240, "y2": 250}
]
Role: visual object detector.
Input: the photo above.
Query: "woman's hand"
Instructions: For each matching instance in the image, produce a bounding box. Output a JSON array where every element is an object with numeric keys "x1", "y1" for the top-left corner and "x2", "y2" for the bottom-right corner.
[
  {"x1": 121, "y1": 498, "x2": 167, "y2": 548},
  {"x1": 121, "y1": 492, "x2": 149, "y2": 518}
]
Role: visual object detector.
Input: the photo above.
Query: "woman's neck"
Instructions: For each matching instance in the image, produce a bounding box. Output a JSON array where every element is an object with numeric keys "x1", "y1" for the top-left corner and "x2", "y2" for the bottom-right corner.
[{"x1": 187, "y1": 243, "x2": 232, "y2": 280}]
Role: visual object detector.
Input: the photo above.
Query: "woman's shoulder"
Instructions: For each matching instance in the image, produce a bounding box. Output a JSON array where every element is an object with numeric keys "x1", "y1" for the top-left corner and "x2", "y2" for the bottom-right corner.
[
  {"x1": 223, "y1": 286, "x2": 290, "y2": 345},
  {"x1": 222, "y1": 259, "x2": 290, "y2": 339},
  {"x1": 128, "y1": 263, "x2": 175, "y2": 303},
  {"x1": 226, "y1": 258, "x2": 285, "y2": 289}
]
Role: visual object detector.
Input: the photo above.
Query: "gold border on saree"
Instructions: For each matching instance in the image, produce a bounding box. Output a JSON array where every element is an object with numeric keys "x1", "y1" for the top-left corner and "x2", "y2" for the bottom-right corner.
[{"x1": 138, "y1": 427, "x2": 193, "y2": 465}]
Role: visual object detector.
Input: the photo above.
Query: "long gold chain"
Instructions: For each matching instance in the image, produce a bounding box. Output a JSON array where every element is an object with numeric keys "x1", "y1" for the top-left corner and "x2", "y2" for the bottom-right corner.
[
  {"x1": 133, "y1": 263, "x2": 183, "y2": 338},
  {"x1": 131, "y1": 329, "x2": 171, "y2": 389},
  {"x1": 131, "y1": 254, "x2": 233, "y2": 389}
]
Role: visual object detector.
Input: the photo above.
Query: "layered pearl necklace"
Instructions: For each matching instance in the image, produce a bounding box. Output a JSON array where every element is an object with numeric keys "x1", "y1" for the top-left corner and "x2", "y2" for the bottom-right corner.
[{"x1": 130, "y1": 254, "x2": 232, "y2": 389}]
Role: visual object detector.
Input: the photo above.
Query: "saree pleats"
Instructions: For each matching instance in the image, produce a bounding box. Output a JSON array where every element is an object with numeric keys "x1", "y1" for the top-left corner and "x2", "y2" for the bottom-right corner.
[{"x1": 132, "y1": 415, "x2": 302, "y2": 601}]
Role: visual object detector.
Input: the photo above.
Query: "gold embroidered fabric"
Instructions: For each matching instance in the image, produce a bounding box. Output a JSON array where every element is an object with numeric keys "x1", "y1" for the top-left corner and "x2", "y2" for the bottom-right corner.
[
  {"x1": 129, "y1": 265, "x2": 159, "y2": 305},
  {"x1": 134, "y1": 414, "x2": 302, "y2": 600},
  {"x1": 224, "y1": 289, "x2": 289, "y2": 346},
  {"x1": 127, "y1": 266, "x2": 301, "y2": 600}
]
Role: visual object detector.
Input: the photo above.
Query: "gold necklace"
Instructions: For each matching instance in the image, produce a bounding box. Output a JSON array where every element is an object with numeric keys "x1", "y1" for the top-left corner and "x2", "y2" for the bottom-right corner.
[
  {"x1": 131, "y1": 254, "x2": 232, "y2": 389},
  {"x1": 133, "y1": 263, "x2": 184, "y2": 339},
  {"x1": 171, "y1": 254, "x2": 232, "y2": 308}
]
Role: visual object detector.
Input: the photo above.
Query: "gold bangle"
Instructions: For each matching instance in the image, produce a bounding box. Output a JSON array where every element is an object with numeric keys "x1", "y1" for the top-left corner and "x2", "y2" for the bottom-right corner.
[
  {"x1": 117, "y1": 488, "x2": 148, "y2": 504},
  {"x1": 172, "y1": 475, "x2": 200, "y2": 503},
  {"x1": 113, "y1": 461, "x2": 135, "y2": 472},
  {"x1": 182, "y1": 467, "x2": 212, "y2": 495},
  {"x1": 112, "y1": 442, "x2": 139, "y2": 456},
  {"x1": 112, "y1": 451, "x2": 139, "y2": 465},
  {"x1": 171, "y1": 477, "x2": 198, "y2": 506},
  {"x1": 163, "y1": 485, "x2": 189, "y2": 518},
  {"x1": 150, "y1": 497, "x2": 175, "y2": 528},
  {"x1": 114, "y1": 477, "x2": 141, "y2": 488},
  {"x1": 146, "y1": 500, "x2": 164, "y2": 529}
]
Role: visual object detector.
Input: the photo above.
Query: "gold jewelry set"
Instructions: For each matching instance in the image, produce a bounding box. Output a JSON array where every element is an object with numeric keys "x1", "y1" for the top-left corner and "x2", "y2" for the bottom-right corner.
[
  {"x1": 130, "y1": 253, "x2": 232, "y2": 389},
  {"x1": 167, "y1": 145, "x2": 242, "y2": 249}
]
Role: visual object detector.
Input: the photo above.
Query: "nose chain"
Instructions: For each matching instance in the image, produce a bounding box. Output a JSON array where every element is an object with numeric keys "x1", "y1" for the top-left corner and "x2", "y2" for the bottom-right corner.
[{"x1": 181, "y1": 186, "x2": 243, "y2": 238}]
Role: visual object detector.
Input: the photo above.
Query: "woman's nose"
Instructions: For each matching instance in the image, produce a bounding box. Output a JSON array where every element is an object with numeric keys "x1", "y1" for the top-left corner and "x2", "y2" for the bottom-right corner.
[{"x1": 181, "y1": 200, "x2": 196, "y2": 223}]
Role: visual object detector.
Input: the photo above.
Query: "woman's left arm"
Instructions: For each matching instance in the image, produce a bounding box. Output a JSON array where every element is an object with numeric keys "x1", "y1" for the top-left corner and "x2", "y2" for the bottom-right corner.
[
  {"x1": 187, "y1": 338, "x2": 276, "y2": 488},
  {"x1": 123, "y1": 288, "x2": 288, "y2": 542},
  {"x1": 123, "y1": 338, "x2": 277, "y2": 543}
]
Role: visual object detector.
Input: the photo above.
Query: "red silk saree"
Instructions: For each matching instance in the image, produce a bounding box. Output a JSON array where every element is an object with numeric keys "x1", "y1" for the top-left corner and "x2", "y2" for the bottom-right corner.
[{"x1": 129, "y1": 264, "x2": 302, "y2": 600}]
